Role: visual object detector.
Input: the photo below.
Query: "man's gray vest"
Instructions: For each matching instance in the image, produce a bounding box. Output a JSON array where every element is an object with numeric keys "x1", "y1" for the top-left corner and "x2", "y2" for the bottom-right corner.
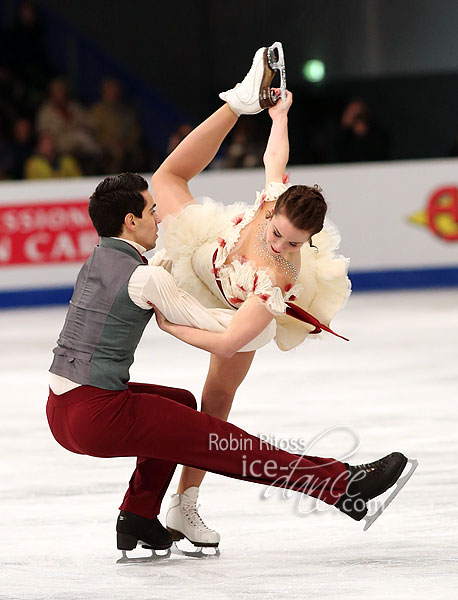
[{"x1": 49, "y1": 237, "x2": 153, "y2": 390}]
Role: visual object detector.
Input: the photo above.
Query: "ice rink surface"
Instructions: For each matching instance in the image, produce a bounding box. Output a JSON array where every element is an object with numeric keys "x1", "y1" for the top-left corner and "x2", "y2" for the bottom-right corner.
[{"x1": 1, "y1": 288, "x2": 457, "y2": 600}]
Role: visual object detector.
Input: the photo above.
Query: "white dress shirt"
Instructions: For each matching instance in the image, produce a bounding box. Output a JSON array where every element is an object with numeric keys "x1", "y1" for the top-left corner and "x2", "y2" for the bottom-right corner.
[{"x1": 49, "y1": 238, "x2": 275, "y2": 395}]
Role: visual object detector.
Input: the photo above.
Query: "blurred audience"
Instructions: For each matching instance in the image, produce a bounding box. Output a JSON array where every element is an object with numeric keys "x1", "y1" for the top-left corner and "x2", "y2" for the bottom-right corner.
[
  {"x1": 335, "y1": 99, "x2": 390, "y2": 163},
  {"x1": 11, "y1": 118, "x2": 35, "y2": 179},
  {"x1": 24, "y1": 132, "x2": 81, "y2": 179},
  {"x1": 1, "y1": 3, "x2": 437, "y2": 181},
  {"x1": 0, "y1": 126, "x2": 14, "y2": 180},
  {"x1": 3, "y1": 1, "x2": 52, "y2": 112},
  {"x1": 36, "y1": 78, "x2": 101, "y2": 173},
  {"x1": 91, "y1": 78, "x2": 144, "y2": 173},
  {"x1": 167, "y1": 124, "x2": 193, "y2": 155},
  {"x1": 0, "y1": 66, "x2": 30, "y2": 125},
  {"x1": 221, "y1": 119, "x2": 264, "y2": 169}
]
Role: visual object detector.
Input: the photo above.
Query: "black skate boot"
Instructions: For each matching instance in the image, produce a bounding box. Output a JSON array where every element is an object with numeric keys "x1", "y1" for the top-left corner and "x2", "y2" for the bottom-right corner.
[
  {"x1": 116, "y1": 510, "x2": 173, "y2": 563},
  {"x1": 335, "y1": 452, "x2": 417, "y2": 529}
]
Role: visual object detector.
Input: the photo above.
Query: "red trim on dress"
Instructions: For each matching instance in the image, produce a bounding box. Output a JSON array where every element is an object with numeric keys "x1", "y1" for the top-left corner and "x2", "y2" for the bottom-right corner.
[{"x1": 211, "y1": 248, "x2": 348, "y2": 341}]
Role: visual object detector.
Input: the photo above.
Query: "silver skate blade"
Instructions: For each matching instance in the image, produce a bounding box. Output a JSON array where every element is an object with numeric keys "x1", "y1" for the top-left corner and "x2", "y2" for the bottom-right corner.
[
  {"x1": 268, "y1": 42, "x2": 287, "y2": 101},
  {"x1": 171, "y1": 541, "x2": 220, "y2": 559},
  {"x1": 116, "y1": 548, "x2": 171, "y2": 564},
  {"x1": 363, "y1": 458, "x2": 418, "y2": 531}
]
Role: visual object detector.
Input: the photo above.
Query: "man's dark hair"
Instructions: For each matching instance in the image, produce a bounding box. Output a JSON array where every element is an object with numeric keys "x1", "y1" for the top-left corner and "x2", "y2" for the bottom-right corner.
[{"x1": 88, "y1": 173, "x2": 148, "y2": 237}]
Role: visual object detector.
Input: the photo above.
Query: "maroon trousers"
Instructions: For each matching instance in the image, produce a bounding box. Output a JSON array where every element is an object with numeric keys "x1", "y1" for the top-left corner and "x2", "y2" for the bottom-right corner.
[{"x1": 47, "y1": 382, "x2": 348, "y2": 519}]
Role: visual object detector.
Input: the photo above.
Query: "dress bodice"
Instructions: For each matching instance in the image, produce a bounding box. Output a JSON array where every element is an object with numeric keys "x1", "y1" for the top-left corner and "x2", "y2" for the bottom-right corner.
[{"x1": 213, "y1": 182, "x2": 303, "y2": 316}]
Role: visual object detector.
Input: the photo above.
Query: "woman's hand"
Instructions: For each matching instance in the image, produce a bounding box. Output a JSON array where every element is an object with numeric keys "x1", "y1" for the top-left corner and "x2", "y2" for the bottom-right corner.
[
  {"x1": 268, "y1": 89, "x2": 293, "y2": 120},
  {"x1": 153, "y1": 306, "x2": 173, "y2": 332}
]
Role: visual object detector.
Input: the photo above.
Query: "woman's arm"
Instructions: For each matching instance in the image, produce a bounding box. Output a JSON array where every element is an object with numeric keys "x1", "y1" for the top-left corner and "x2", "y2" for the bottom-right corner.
[
  {"x1": 155, "y1": 295, "x2": 274, "y2": 359},
  {"x1": 263, "y1": 90, "x2": 293, "y2": 188}
]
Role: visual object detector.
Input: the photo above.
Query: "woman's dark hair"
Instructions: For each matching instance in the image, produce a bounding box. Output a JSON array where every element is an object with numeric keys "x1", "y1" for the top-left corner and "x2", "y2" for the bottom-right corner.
[
  {"x1": 88, "y1": 172, "x2": 148, "y2": 237},
  {"x1": 273, "y1": 184, "x2": 327, "y2": 236}
]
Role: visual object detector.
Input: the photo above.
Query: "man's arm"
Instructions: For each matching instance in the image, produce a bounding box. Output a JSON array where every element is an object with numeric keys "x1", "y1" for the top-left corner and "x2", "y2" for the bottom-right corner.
[{"x1": 155, "y1": 295, "x2": 274, "y2": 358}]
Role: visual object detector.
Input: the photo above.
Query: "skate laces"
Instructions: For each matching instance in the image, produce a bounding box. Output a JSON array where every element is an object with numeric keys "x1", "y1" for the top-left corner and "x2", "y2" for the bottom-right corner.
[
  {"x1": 182, "y1": 500, "x2": 214, "y2": 532},
  {"x1": 357, "y1": 455, "x2": 390, "y2": 475}
]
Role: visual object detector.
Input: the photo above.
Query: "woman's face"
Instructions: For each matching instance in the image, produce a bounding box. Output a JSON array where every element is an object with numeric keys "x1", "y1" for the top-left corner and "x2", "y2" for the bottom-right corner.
[{"x1": 266, "y1": 211, "x2": 312, "y2": 255}]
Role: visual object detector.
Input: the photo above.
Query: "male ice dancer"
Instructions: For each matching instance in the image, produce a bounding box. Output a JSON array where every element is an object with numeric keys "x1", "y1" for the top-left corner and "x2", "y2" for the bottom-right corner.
[{"x1": 47, "y1": 171, "x2": 416, "y2": 561}]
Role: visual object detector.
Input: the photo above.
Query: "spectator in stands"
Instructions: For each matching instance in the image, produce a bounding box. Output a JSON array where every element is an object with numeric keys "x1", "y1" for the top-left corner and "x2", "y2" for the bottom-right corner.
[
  {"x1": 4, "y1": 1, "x2": 51, "y2": 108},
  {"x1": 36, "y1": 78, "x2": 101, "y2": 174},
  {"x1": 221, "y1": 119, "x2": 264, "y2": 168},
  {"x1": 91, "y1": 78, "x2": 143, "y2": 173},
  {"x1": 11, "y1": 117, "x2": 35, "y2": 179},
  {"x1": 167, "y1": 123, "x2": 193, "y2": 154},
  {"x1": 0, "y1": 127, "x2": 14, "y2": 180},
  {"x1": 0, "y1": 66, "x2": 28, "y2": 124},
  {"x1": 24, "y1": 132, "x2": 81, "y2": 179},
  {"x1": 335, "y1": 99, "x2": 390, "y2": 163}
]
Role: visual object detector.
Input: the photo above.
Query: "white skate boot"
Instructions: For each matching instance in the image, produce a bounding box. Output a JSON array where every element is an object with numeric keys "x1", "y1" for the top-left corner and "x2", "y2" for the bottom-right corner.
[
  {"x1": 166, "y1": 486, "x2": 220, "y2": 558},
  {"x1": 219, "y1": 41, "x2": 287, "y2": 116}
]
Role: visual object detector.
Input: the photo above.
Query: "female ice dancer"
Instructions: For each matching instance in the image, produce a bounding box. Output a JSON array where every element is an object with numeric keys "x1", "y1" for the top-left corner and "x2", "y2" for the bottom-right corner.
[{"x1": 150, "y1": 44, "x2": 351, "y2": 551}]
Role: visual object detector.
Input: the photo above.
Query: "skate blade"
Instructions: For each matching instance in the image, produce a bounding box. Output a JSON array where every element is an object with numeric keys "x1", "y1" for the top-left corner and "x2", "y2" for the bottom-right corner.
[
  {"x1": 116, "y1": 547, "x2": 171, "y2": 564},
  {"x1": 171, "y1": 541, "x2": 220, "y2": 559},
  {"x1": 268, "y1": 41, "x2": 287, "y2": 101},
  {"x1": 363, "y1": 458, "x2": 418, "y2": 531}
]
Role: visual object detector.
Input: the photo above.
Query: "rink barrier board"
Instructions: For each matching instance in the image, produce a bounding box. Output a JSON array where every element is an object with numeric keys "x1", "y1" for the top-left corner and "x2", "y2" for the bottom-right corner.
[
  {"x1": 1, "y1": 265, "x2": 458, "y2": 309},
  {"x1": 1, "y1": 159, "x2": 457, "y2": 308}
]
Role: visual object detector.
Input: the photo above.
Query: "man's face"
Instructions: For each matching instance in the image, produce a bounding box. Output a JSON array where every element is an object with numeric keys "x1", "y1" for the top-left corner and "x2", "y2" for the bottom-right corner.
[{"x1": 132, "y1": 190, "x2": 160, "y2": 251}]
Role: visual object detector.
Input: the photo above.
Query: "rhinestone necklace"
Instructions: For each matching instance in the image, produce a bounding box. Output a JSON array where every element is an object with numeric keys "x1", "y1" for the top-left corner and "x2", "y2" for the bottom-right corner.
[{"x1": 254, "y1": 222, "x2": 298, "y2": 281}]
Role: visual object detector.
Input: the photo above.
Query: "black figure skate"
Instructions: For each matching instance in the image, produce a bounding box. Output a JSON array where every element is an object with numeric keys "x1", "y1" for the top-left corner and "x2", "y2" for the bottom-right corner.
[
  {"x1": 335, "y1": 452, "x2": 418, "y2": 530},
  {"x1": 116, "y1": 510, "x2": 172, "y2": 563}
]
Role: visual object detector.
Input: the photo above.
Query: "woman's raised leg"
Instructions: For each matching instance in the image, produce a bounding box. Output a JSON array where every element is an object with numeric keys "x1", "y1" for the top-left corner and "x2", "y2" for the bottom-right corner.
[
  {"x1": 151, "y1": 105, "x2": 238, "y2": 219},
  {"x1": 151, "y1": 43, "x2": 283, "y2": 218}
]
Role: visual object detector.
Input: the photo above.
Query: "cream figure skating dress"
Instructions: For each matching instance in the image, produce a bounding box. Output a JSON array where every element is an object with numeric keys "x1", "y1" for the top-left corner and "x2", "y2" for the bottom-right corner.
[{"x1": 151, "y1": 181, "x2": 351, "y2": 351}]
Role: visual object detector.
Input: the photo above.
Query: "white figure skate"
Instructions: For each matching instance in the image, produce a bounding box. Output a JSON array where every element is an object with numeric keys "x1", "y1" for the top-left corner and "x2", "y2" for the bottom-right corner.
[
  {"x1": 166, "y1": 487, "x2": 220, "y2": 558},
  {"x1": 219, "y1": 41, "x2": 287, "y2": 116}
]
